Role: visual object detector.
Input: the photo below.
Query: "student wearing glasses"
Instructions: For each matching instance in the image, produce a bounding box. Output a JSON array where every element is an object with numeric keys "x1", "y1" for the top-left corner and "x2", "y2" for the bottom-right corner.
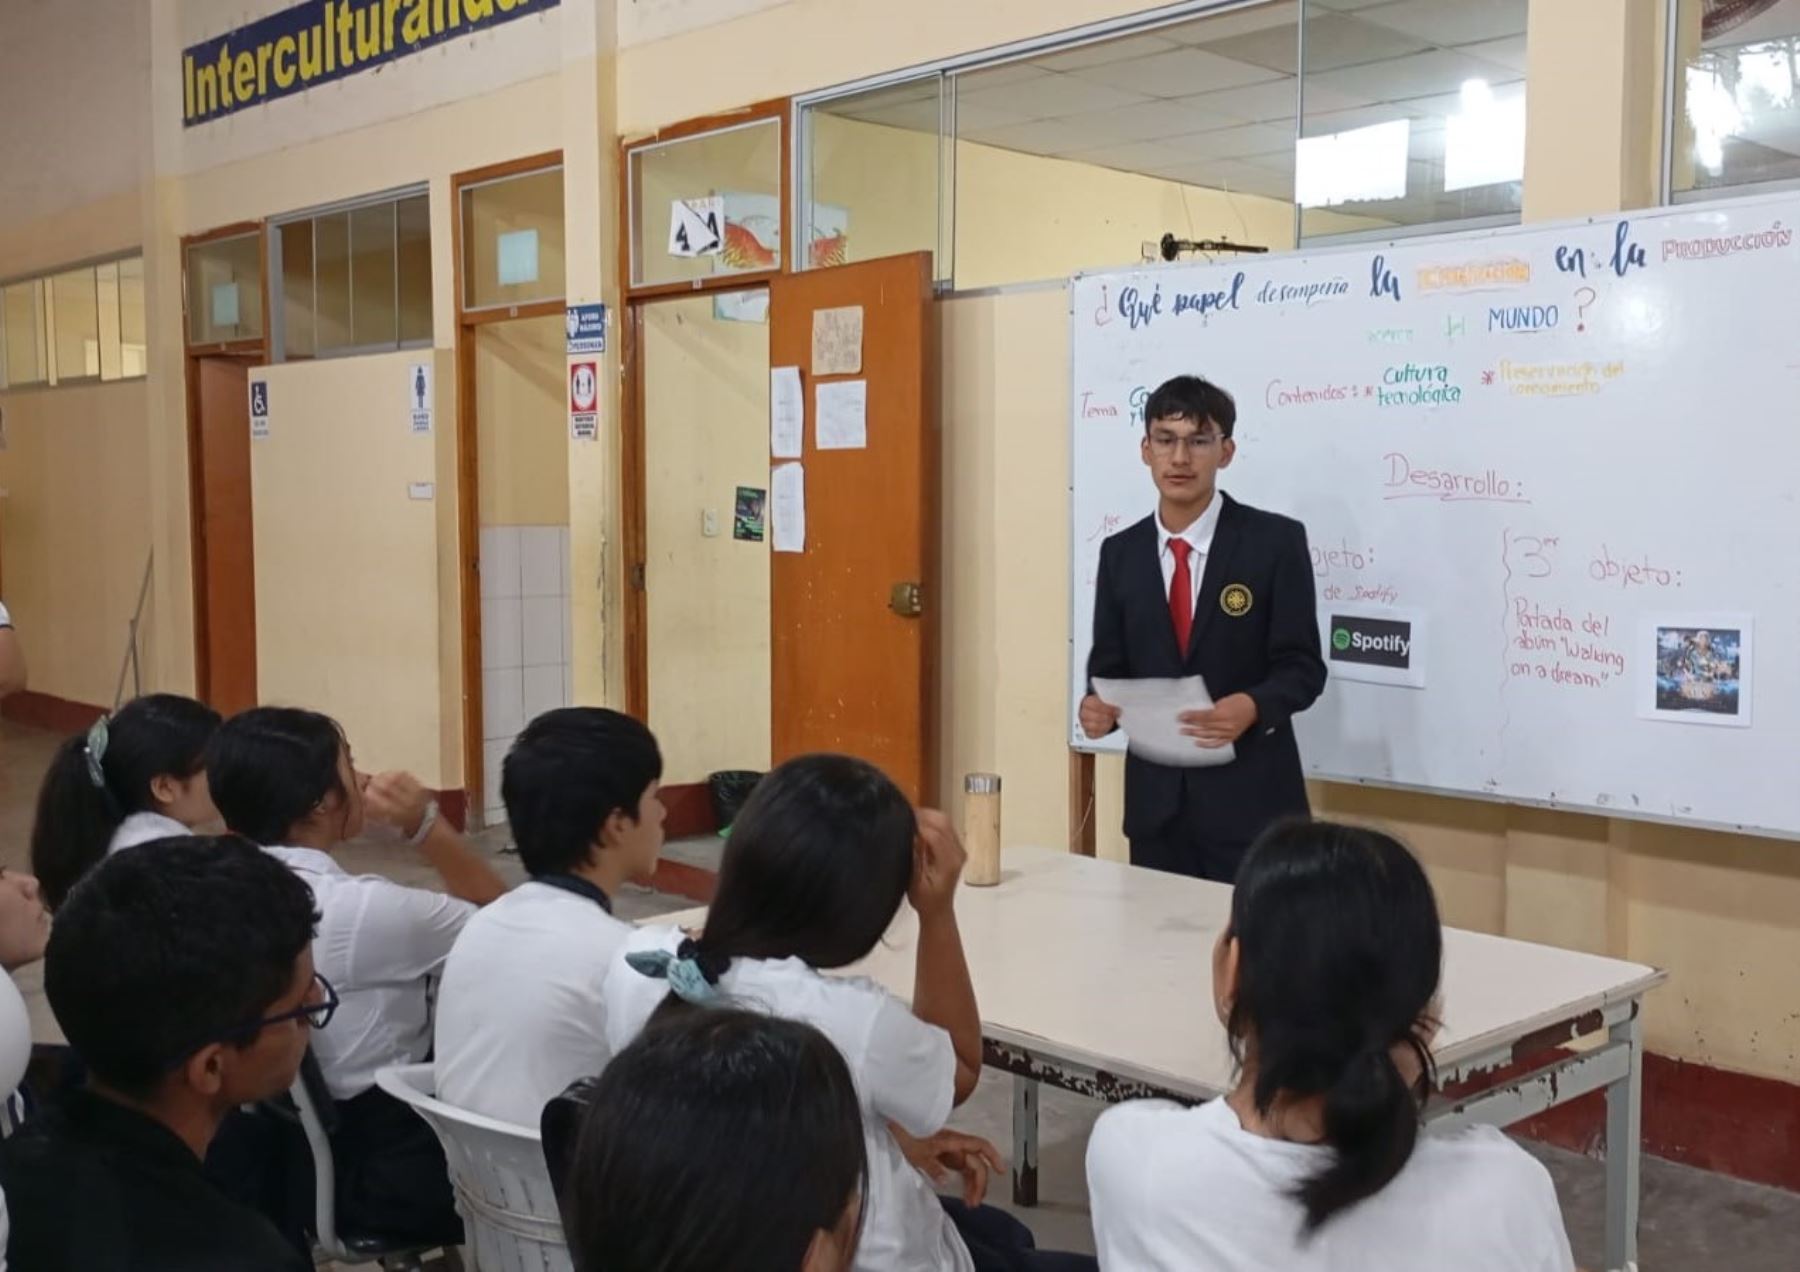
[
  {"x1": 0, "y1": 836, "x2": 328, "y2": 1271},
  {"x1": 1081, "y1": 376, "x2": 1327, "y2": 882}
]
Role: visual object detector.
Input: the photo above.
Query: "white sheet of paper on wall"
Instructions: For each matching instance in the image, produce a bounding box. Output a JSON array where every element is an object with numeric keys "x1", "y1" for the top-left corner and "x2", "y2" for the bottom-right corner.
[
  {"x1": 815, "y1": 379, "x2": 867, "y2": 450},
  {"x1": 771, "y1": 366, "x2": 804, "y2": 459},
  {"x1": 668, "y1": 197, "x2": 723, "y2": 258},
  {"x1": 212, "y1": 282, "x2": 240, "y2": 328},
  {"x1": 811, "y1": 305, "x2": 863, "y2": 375},
  {"x1": 771, "y1": 462, "x2": 806, "y2": 553},
  {"x1": 497, "y1": 229, "x2": 540, "y2": 286}
]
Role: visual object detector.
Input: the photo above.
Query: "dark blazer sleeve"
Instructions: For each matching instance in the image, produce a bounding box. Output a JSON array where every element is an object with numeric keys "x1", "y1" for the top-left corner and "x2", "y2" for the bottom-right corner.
[
  {"x1": 1086, "y1": 535, "x2": 1129, "y2": 690},
  {"x1": 1244, "y1": 519, "x2": 1327, "y2": 731}
]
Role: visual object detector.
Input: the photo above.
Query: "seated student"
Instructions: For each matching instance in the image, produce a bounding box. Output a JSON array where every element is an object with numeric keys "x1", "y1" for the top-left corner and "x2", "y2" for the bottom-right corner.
[
  {"x1": 554, "y1": 1007, "x2": 866, "y2": 1272},
  {"x1": 29, "y1": 694, "x2": 223, "y2": 910},
  {"x1": 605, "y1": 754, "x2": 1097, "y2": 1272},
  {"x1": 0, "y1": 836, "x2": 323, "y2": 1272},
  {"x1": 206, "y1": 706, "x2": 506, "y2": 1248},
  {"x1": 435, "y1": 707, "x2": 664, "y2": 1125},
  {"x1": 1086, "y1": 820, "x2": 1576, "y2": 1272}
]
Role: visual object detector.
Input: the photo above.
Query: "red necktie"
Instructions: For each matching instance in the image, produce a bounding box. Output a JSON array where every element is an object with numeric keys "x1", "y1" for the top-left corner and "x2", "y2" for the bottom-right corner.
[{"x1": 1169, "y1": 538, "x2": 1194, "y2": 656}]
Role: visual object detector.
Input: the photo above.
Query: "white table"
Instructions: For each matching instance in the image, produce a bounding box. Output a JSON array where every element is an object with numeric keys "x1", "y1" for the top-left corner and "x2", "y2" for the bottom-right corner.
[{"x1": 669, "y1": 846, "x2": 1664, "y2": 1272}]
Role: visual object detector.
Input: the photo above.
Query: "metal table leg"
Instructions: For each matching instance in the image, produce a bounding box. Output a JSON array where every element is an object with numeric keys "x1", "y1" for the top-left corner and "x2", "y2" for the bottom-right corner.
[
  {"x1": 1011, "y1": 1074, "x2": 1039, "y2": 1207},
  {"x1": 1604, "y1": 1011, "x2": 1644, "y2": 1271}
]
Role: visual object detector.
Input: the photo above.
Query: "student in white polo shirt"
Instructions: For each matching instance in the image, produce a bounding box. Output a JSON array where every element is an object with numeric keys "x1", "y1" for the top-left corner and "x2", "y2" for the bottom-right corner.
[
  {"x1": 434, "y1": 707, "x2": 665, "y2": 1125},
  {"x1": 206, "y1": 706, "x2": 508, "y2": 1250},
  {"x1": 29, "y1": 694, "x2": 222, "y2": 911},
  {"x1": 605, "y1": 755, "x2": 1098, "y2": 1272},
  {"x1": 1085, "y1": 821, "x2": 1575, "y2": 1272}
]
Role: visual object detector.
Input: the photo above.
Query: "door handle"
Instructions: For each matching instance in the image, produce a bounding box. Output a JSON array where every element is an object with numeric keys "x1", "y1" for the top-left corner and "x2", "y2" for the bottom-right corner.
[{"x1": 889, "y1": 582, "x2": 924, "y2": 618}]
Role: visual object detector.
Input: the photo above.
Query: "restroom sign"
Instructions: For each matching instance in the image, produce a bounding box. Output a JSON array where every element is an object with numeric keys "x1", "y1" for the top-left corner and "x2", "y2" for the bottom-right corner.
[{"x1": 569, "y1": 360, "x2": 599, "y2": 441}]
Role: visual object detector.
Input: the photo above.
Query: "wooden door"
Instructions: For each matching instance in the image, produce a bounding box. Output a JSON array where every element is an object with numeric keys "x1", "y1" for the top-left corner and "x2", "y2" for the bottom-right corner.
[
  {"x1": 768, "y1": 252, "x2": 937, "y2": 803},
  {"x1": 193, "y1": 357, "x2": 257, "y2": 713}
]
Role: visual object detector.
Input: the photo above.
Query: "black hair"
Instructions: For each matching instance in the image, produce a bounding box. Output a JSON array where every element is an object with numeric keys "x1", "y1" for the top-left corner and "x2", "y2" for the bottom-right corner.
[
  {"x1": 502, "y1": 708, "x2": 663, "y2": 877},
  {"x1": 1144, "y1": 374, "x2": 1237, "y2": 438},
  {"x1": 1224, "y1": 819, "x2": 1443, "y2": 1233},
  {"x1": 29, "y1": 694, "x2": 222, "y2": 911},
  {"x1": 561, "y1": 1008, "x2": 866, "y2": 1272},
  {"x1": 686, "y1": 754, "x2": 915, "y2": 982},
  {"x1": 206, "y1": 706, "x2": 348, "y2": 847},
  {"x1": 45, "y1": 835, "x2": 319, "y2": 1099}
]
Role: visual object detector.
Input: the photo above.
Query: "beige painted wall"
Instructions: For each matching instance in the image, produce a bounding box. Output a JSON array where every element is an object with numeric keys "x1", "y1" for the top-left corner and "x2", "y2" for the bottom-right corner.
[
  {"x1": 250, "y1": 351, "x2": 454, "y2": 785},
  {"x1": 0, "y1": 382, "x2": 155, "y2": 708},
  {"x1": 477, "y1": 315, "x2": 570, "y2": 527},
  {"x1": 642, "y1": 293, "x2": 773, "y2": 785}
]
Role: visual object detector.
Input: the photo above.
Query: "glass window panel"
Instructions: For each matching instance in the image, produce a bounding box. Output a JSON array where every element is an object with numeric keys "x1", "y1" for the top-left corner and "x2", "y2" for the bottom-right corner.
[
  {"x1": 461, "y1": 168, "x2": 563, "y2": 309},
  {"x1": 804, "y1": 79, "x2": 939, "y2": 274},
  {"x1": 398, "y1": 193, "x2": 433, "y2": 343},
  {"x1": 118, "y1": 256, "x2": 146, "y2": 377},
  {"x1": 50, "y1": 267, "x2": 100, "y2": 382},
  {"x1": 948, "y1": 4, "x2": 1302, "y2": 290},
  {"x1": 629, "y1": 118, "x2": 781, "y2": 287},
  {"x1": 350, "y1": 201, "x2": 398, "y2": 349},
  {"x1": 185, "y1": 232, "x2": 263, "y2": 344},
  {"x1": 3, "y1": 281, "x2": 46, "y2": 386},
  {"x1": 315, "y1": 212, "x2": 353, "y2": 352},
  {"x1": 1298, "y1": 0, "x2": 1527, "y2": 239},
  {"x1": 1672, "y1": 0, "x2": 1800, "y2": 194},
  {"x1": 280, "y1": 221, "x2": 316, "y2": 360},
  {"x1": 95, "y1": 261, "x2": 124, "y2": 381}
]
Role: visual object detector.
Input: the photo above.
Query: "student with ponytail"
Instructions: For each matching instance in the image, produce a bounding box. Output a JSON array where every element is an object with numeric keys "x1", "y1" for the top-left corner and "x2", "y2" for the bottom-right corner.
[
  {"x1": 603, "y1": 754, "x2": 1096, "y2": 1272},
  {"x1": 1087, "y1": 820, "x2": 1574, "y2": 1271},
  {"x1": 29, "y1": 695, "x2": 223, "y2": 911}
]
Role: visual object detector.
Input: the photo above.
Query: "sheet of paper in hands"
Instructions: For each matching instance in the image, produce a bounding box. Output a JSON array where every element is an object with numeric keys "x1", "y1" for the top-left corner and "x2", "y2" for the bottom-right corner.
[{"x1": 1091, "y1": 676, "x2": 1237, "y2": 768}]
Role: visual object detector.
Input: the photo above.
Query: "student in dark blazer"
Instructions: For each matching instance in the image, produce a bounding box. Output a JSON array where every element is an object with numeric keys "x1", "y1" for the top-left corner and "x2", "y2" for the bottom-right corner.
[{"x1": 1082, "y1": 376, "x2": 1326, "y2": 882}]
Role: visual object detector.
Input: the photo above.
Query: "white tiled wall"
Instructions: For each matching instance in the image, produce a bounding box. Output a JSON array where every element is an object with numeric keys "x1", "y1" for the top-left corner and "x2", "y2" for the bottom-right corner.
[{"x1": 481, "y1": 525, "x2": 573, "y2": 819}]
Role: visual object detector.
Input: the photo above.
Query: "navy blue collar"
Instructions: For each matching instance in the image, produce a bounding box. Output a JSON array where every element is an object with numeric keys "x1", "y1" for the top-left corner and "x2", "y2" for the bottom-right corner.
[{"x1": 531, "y1": 873, "x2": 613, "y2": 913}]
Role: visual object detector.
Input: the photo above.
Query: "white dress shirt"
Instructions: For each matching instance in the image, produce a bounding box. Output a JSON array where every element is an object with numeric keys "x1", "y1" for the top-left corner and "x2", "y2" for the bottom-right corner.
[
  {"x1": 434, "y1": 881, "x2": 631, "y2": 1126},
  {"x1": 263, "y1": 846, "x2": 475, "y2": 1101},
  {"x1": 107, "y1": 811, "x2": 191, "y2": 856},
  {"x1": 1088, "y1": 1098, "x2": 1574, "y2": 1272},
  {"x1": 1157, "y1": 494, "x2": 1223, "y2": 621},
  {"x1": 604, "y1": 925, "x2": 975, "y2": 1272}
]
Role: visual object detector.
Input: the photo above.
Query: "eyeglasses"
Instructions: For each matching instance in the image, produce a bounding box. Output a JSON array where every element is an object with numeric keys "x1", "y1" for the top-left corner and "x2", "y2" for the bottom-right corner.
[
  {"x1": 233, "y1": 972, "x2": 340, "y2": 1036},
  {"x1": 1148, "y1": 432, "x2": 1222, "y2": 457}
]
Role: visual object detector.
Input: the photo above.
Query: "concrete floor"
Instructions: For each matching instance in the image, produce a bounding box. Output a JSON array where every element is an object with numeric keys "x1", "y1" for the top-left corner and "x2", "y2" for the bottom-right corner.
[{"x1": 5, "y1": 717, "x2": 1798, "y2": 1269}]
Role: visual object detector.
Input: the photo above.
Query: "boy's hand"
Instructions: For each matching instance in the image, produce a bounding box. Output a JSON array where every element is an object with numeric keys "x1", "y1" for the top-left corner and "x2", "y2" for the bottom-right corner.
[{"x1": 890, "y1": 1125, "x2": 1006, "y2": 1206}]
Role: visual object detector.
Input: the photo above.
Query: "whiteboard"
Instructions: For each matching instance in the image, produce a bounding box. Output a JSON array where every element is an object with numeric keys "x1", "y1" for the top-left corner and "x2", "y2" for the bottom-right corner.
[{"x1": 1069, "y1": 193, "x2": 1800, "y2": 838}]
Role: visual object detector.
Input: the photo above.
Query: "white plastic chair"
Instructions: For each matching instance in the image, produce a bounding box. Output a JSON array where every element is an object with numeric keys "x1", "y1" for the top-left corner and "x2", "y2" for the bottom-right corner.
[{"x1": 376, "y1": 1064, "x2": 571, "y2": 1272}]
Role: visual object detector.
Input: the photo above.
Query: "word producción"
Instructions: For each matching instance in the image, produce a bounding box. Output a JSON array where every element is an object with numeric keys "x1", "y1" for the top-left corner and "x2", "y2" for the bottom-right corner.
[
  {"x1": 1379, "y1": 363, "x2": 1461, "y2": 406},
  {"x1": 1116, "y1": 274, "x2": 1247, "y2": 329},
  {"x1": 1494, "y1": 359, "x2": 1623, "y2": 397},
  {"x1": 182, "y1": 0, "x2": 557, "y2": 126},
  {"x1": 1256, "y1": 278, "x2": 1350, "y2": 307},
  {"x1": 1384, "y1": 452, "x2": 1524, "y2": 503},
  {"x1": 1488, "y1": 304, "x2": 1559, "y2": 333},
  {"x1": 1416, "y1": 258, "x2": 1530, "y2": 292},
  {"x1": 1662, "y1": 220, "x2": 1792, "y2": 262}
]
